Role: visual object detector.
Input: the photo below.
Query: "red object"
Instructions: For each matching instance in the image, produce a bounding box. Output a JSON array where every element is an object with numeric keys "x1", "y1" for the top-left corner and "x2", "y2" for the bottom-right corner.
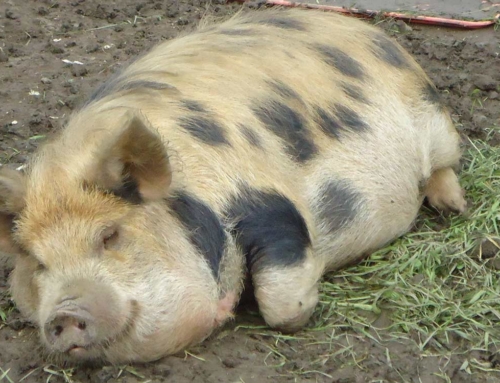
[{"x1": 233, "y1": 0, "x2": 500, "y2": 29}]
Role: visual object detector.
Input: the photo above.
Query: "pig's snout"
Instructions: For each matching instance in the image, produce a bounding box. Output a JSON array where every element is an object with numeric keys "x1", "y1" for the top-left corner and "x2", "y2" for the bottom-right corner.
[
  {"x1": 41, "y1": 281, "x2": 130, "y2": 358},
  {"x1": 44, "y1": 306, "x2": 96, "y2": 352}
]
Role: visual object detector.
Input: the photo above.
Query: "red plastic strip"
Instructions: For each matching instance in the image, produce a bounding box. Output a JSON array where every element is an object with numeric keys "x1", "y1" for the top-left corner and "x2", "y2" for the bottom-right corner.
[{"x1": 239, "y1": 0, "x2": 500, "y2": 29}]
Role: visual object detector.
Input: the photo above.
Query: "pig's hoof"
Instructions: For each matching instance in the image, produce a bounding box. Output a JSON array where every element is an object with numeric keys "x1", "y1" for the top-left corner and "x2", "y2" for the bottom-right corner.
[
  {"x1": 425, "y1": 167, "x2": 467, "y2": 215},
  {"x1": 267, "y1": 306, "x2": 316, "y2": 334},
  {"x1": 258, "y1": 294, "x2": 318, "y2": 333},
  {"x1": 253, "y1": 262, "x2": 322, "y2": 333}
]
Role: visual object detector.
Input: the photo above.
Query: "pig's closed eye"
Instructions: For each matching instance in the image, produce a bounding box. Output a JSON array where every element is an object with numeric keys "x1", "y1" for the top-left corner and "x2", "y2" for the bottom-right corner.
[
  {"x1": 103, "y1": 228, "x2": 119, "y2": 250},
  {"x1": 21, "y1": 249, "x2": 47, "y2": 273},
  {"x1": 34, "y1": 258, "x2": 47, "y2": 272}
]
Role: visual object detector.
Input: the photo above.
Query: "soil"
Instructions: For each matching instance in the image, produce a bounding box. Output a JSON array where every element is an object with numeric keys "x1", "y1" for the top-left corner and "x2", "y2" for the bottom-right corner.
[{"x1": 0, "y1": 1, "x2": 499, "y2": 382}]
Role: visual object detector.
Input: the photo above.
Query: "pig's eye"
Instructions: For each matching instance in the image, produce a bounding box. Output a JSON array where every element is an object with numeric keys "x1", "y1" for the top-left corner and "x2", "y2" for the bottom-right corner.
[
  {"x1": 103, "y1": 228, "x2": 119, "y2": 250},
  {"x1": 36, "y1": 260, "x2": 47, "y2": 273},
  {"x1": 22, "y1": 250, "x2": 47, "y2": 273}
]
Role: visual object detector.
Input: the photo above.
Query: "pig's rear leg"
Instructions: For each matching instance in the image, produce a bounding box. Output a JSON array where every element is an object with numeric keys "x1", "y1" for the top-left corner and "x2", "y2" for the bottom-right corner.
[
  {"x1": 422, "y1": 112, "x2": 467, "y2": 215},
  {"x1": 425, "y1": 167, "x2": 467, "y2": 214}
]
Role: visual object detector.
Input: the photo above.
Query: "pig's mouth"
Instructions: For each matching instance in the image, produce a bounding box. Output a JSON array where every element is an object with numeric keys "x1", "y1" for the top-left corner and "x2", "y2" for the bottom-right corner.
[
  {"x1": 65, "y1": 344, "x2": 92, "y2": 357},
  {"x1": 54, "y1": 339, "x2": 110, "y2": 363},
  {"x1": 62, "y1": 343, "x2": 107, "y2": 361}
]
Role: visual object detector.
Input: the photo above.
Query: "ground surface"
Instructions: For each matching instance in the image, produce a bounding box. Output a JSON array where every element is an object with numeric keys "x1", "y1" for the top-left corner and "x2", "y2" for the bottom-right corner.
[{"x1": 0, "y1": 1, "x2": 499, "y2": 382}]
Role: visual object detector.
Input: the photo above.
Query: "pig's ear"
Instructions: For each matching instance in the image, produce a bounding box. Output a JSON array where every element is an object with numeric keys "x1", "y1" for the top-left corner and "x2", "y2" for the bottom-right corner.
[
  {"x1": 0, "y1": 167, "x2": 26, "y2": 254},
  {"x1": 93, "y1": 111, "x2": 172, "y2": 202}
]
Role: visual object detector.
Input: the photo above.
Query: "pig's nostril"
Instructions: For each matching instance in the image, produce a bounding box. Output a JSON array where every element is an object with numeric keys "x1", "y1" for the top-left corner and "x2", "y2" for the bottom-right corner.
[
  {"x1": 46, "y1": 315, "x2": 88, "y2": 343},
  {"x1": 54, "y1": 325, "x2": 64, "y2": 337}
]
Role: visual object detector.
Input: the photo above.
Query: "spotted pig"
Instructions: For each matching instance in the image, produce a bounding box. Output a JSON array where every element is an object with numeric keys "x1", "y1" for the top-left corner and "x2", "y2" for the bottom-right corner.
[{"x1": 0, "y1": 9, "x2": 467, "y2": 364}]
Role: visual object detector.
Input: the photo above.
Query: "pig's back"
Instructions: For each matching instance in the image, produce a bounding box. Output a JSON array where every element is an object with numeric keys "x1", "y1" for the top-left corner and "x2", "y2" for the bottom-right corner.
[{"x1": 75, "y1": 9, "x2": 458, "y2": 269}]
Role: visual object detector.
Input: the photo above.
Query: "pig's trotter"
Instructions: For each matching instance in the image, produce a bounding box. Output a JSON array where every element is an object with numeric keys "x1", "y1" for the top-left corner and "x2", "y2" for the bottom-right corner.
[
  {"x1": 251, "y1": 251, "x2": 323, "y2": 332},
  {"x1": 425, "y1": 167, "x2": 467, "y2": 214}
]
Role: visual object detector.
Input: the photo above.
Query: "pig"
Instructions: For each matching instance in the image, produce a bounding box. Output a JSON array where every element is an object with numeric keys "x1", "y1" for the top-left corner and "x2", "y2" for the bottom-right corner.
[{"x1": 0, "y1": 8, "x2": 467, "y2": 364}]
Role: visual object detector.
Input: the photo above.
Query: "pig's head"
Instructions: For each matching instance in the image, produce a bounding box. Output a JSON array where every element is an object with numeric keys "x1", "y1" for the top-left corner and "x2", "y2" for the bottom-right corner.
[{"x1": 0, "y1": 109, "x2": 237, "y2": 364}]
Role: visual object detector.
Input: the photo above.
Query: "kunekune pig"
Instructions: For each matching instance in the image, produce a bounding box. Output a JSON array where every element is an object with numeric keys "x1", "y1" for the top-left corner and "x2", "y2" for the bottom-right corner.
[{"x1": 0, "y1": 9, "x2": 467, "y2": 364}]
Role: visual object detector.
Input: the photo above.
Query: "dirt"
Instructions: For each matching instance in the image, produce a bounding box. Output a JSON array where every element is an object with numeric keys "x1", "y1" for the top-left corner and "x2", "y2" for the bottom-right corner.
[{"x1": 0, "y1": 1, "x2": 499, "y2": 382}]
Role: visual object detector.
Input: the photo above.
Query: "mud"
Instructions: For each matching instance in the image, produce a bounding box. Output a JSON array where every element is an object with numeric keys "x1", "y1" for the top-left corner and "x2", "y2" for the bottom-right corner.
[{"x1": 0, "y1": 1, "x2": 499, "y2": 382}]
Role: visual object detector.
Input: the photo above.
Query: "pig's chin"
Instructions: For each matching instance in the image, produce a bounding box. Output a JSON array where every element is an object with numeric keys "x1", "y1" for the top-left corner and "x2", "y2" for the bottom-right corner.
[
  {"x1": 42, "y1": 342, "x2": 107, "y2": 366},
  {"x1": 45, "y1": 334, "x2": 126, "y2": 365},
  {"x1": 46, "y1": 328, "x2": 135, "y2": 365},
  {"x1": 57, "y1": 344, "x2": 107, "y2": 364}
]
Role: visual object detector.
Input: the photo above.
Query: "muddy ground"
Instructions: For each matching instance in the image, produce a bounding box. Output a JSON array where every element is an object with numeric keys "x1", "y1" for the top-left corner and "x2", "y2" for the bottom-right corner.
[{"x1": 0, "y1": 1, "x2": 499, "y2": 382}]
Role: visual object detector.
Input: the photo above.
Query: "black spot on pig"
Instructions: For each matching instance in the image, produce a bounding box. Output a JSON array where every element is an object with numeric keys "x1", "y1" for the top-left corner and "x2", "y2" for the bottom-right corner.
[
  {"x1": 257, "y1": 16, "x2": 305, "y2": 31},
  {"x1": 268, "y1": 80, "x2": 301, "y2": 100},
  {"x1": 88, "y1": 77, "x2": 178, "y2": 105},
  {"x1": 219, "y1": 28, "x2": 255, "y2": 36},
  {"x1": 226, "y1": 185, "x2": 311, "y2": 272},
  {"x1": 371, "y1": 35, "x2": 410, "y2": 69},
  {"x1": 181, "y1": 99, "x2": 207, "y2": 113},
  {"x1": 422, "y1": 81, "x2": 444, "y2": 110},
  {"x1": 316, "y1": 180, "x2": 361, "y2": 234},
  {"x1": 169, "y1": 191, "x2": 226, "y2": 279},
  {"x1": 335, "y1": 104, "x2": 369, "y2": 132},
  {"x1": 316, "y1": 104, "x2": 369, "y2": 139},
  {"x1": 314, "y1": 45, "x2": 365, "y2": 79},
  {"x1": 120, "y1": 81, "x2": 176, "y2": 93},
  {"x1": 179, "y1": 116, "x2": 229, "y2": 146},
  {"x1": 315, "y1": 107, "x2": 342, "y2": 139},
  {"x1": 85, "y1": 70, "x2": 123, "y2": 105},
  {"x1": 253, "y1": 100, "x2": 317, "y2": 162},
  {"x1": 240, "y1": 125, "x2": 262, "y2": 148},
  {"x1": 341, "y1": 82, "x2": 369, "y2": 104}
]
